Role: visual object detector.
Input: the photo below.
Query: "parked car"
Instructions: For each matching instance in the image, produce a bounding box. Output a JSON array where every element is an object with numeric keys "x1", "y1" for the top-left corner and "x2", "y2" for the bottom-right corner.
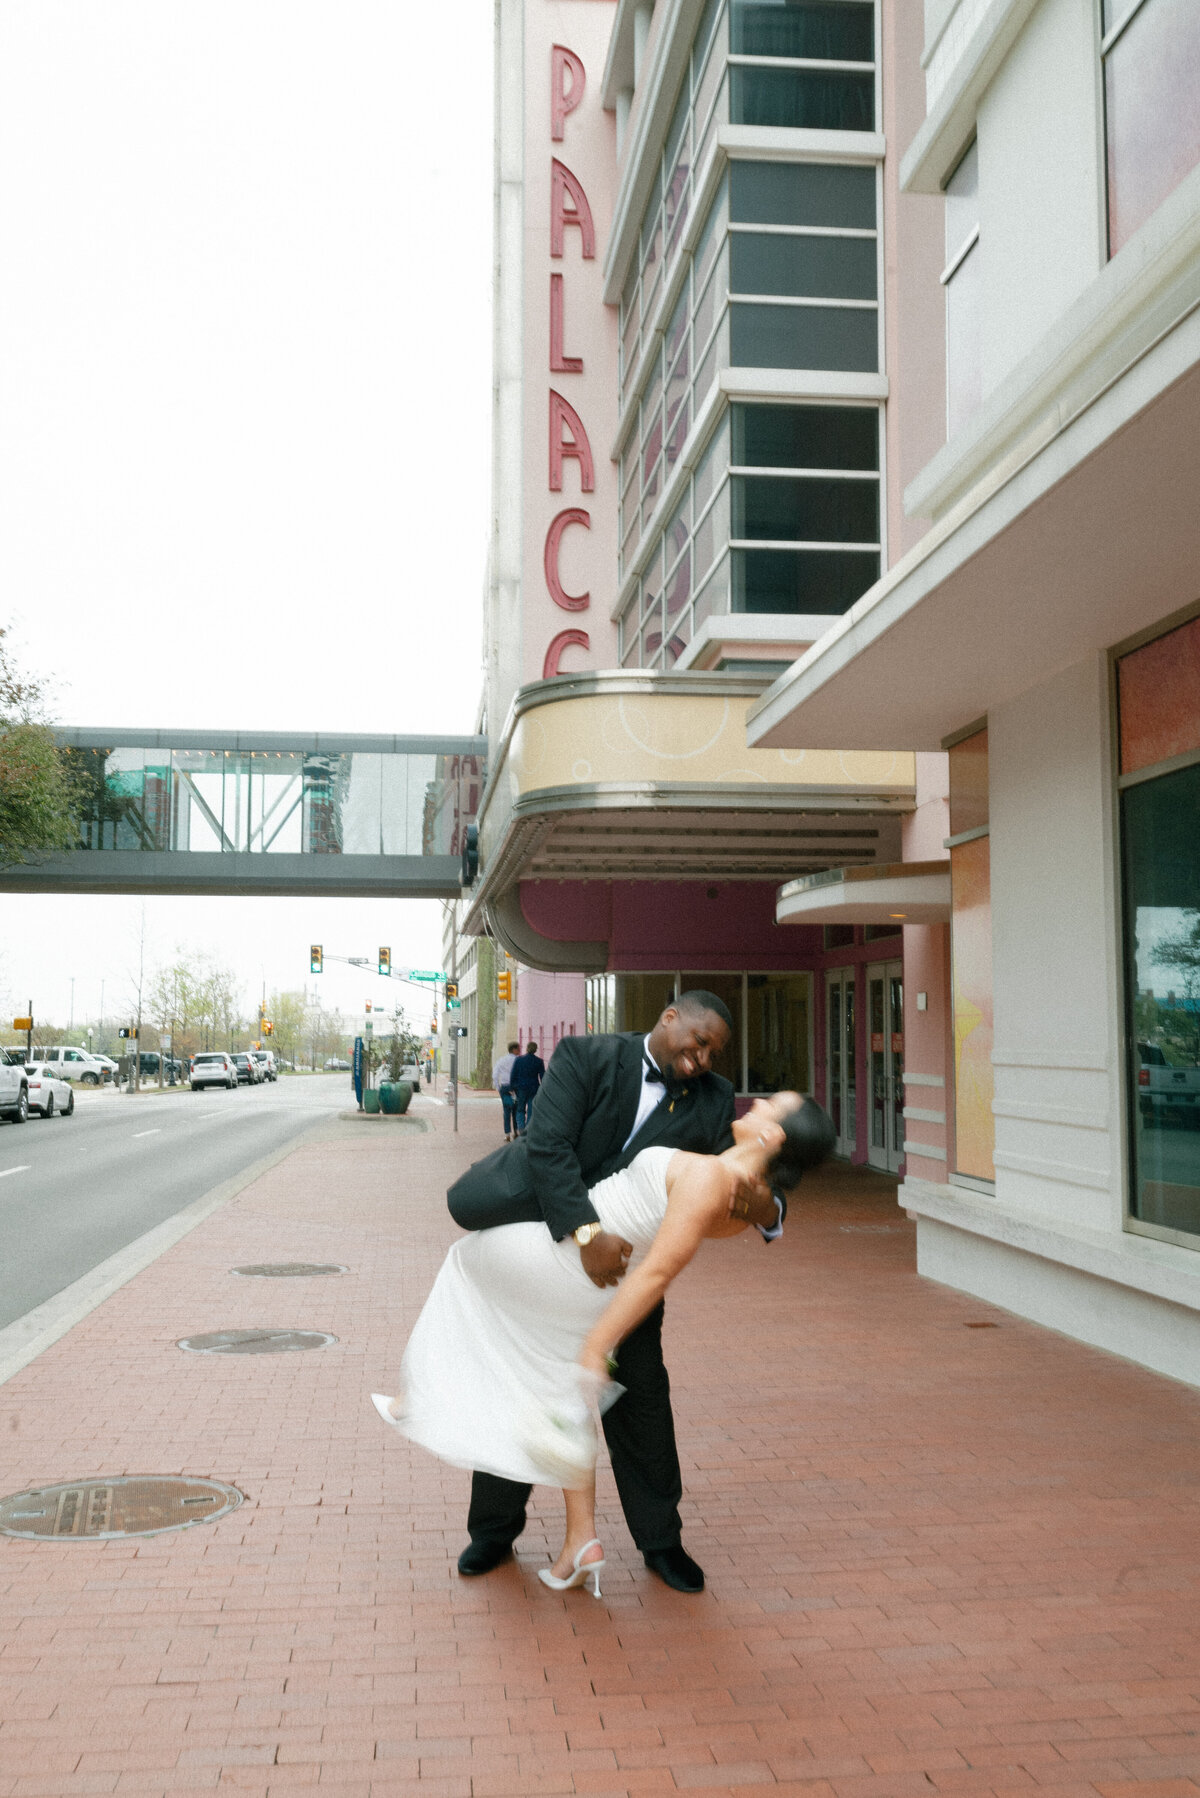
[
  {"x1": 249, "y1": 1050, "x2": 277, "y2": 1082},
  {"x1": 190, "y1": 1052, "x2": 237, "y2": 1090},
  {"x1": 0, "y1": 1050, "x2": 29, "y2": 1123},
  {"x1": 1137, "y1": 1041, "x2": 1200, "y2": 1125},
  {"x1": 23, "y1": 1063, "x2": 75, "y2": 1118},
  {"x1": 137, "y1": 1052, "x2": 183, "y2": 1081},
  {"x1": 231, "y1": 1052, "x2": 261, "y2": 1085},
  {"x1": 35, "y1": 1045, "x2": 112, "y2": 1085},
  {"x1": 324, "y1": 1057, "x2": 351, "y2": 1070}
]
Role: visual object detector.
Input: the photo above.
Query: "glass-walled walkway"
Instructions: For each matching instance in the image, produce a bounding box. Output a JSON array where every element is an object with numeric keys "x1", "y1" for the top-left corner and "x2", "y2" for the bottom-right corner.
[{"x1": 3, "y1": 729, "x2": 485, "y2": 897}]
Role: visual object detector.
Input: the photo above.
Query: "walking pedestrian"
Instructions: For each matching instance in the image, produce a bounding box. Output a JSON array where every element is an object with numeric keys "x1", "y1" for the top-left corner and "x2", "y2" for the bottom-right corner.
[
  {"x1": 510, "y1": 1040, "x2": 545, "y2": 1136},
  {"x1": 492, "y1": 1041, "x2": 521, "y2": 1142}
]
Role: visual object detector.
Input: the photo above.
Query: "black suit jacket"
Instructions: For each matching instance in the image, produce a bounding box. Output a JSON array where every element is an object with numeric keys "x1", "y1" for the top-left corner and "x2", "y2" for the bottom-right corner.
[{"x1": 447, "y1": 1031, "x2": 736, "y2": 1240}]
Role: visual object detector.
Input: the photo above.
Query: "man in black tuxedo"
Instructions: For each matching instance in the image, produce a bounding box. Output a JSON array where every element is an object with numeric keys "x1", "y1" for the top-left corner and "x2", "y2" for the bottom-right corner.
[{"x1": 446, "y1": 989, "x2": 783, "y2": 1592}]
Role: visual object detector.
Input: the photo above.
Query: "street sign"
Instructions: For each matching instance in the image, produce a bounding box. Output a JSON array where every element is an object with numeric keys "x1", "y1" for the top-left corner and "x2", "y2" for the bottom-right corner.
[
  {"x1": 160, "y1": 1034, "x2": 170, "y2": 1050},
  {"x1": 447, "y1": 998, "x2": 461, "y2": 1010},
  {"x1": 12, "y1": 1016, "x2": 32, "y2": 1031},
  {"x1": 408, "y1": 970, "x2": 445, "y2": 983}
]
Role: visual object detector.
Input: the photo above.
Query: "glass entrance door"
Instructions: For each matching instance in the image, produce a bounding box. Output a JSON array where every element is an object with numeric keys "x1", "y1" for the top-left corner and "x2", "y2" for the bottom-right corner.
[
  {"x1": 826, "y1": 969, "x2": 856, "y2": 1156},
  {"x1": 867, "y1": 961, "x2": 904, "y2": 1172}
]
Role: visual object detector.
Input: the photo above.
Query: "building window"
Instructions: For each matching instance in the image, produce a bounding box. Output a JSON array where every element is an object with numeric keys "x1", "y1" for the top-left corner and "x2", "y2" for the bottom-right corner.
[
  {"x1": 729, "y1": 0, "x2": 876, "y2": 131},
  {"x1": 1103, "y1": 0, "x2": 1200, "y2": 256},
  {"x1": 618, "y1": 398, "x2": 880, "y2": 661},
  {"x1": 730, "y1": 401, "x2": 880, "y2": 615},
  {"x1": 942, "y1": 140, "x2": 981, "y2": 438},
  {"x1": 618, "y1": 0, "x2": 880, "y2": 408},
  {"x1": 1118, "y1": 616, "x2": 1200, "y2": 1249}
]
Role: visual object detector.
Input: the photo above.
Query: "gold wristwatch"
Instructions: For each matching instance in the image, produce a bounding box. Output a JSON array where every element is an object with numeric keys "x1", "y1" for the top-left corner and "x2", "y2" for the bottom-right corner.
[{"x1": 574, "y1": 1222, "x2": 603, "y2": 1246}]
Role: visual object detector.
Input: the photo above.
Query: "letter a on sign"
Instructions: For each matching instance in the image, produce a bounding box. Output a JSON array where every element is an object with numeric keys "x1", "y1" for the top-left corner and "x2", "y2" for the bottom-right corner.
[
  {"x1": 550, "y1": 160, "x2": 595, "y2": 259},
  {"x1": 549, "y1": 390, "x2": 595, "y2": 492}
]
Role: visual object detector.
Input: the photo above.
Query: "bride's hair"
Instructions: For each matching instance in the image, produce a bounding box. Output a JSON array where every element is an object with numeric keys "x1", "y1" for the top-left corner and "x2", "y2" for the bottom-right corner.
[{"x1": 765, "y1": 1095, "x2": 835, "y2": 1194}]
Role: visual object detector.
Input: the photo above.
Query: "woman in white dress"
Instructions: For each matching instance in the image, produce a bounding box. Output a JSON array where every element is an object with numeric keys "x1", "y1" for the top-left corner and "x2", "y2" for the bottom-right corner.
[{"x1": 372, "y1": 1091, "x2": 824, "y2": 1595}]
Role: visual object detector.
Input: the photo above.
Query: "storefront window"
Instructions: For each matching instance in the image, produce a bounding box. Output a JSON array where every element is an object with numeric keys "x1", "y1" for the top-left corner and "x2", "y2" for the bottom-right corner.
[
  {"x1": 746, "y1": 973, "x2": 810, "y2": 1092},
  {"x1": 1121, "y1": 763, "x2": 1200, "y2": 1246}
]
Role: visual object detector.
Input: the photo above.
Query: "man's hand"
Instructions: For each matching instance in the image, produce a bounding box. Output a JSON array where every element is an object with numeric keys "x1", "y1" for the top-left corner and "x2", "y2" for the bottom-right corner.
[
  {"x1": 580, "y1": 1230, "x2": 633, "y2": 1288},
  {"x1": 729, "y1": 1179, "x2": 779, "y2": 1231}
]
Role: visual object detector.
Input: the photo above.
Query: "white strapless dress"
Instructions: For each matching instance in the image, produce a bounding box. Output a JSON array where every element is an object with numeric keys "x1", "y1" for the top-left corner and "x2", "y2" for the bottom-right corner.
[{"x1": 389, "y1": 1145, "x2": 675, "y2": 1486}]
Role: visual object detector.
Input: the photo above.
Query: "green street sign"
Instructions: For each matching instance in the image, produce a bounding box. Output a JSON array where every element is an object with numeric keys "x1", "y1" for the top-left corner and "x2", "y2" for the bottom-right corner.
[
  {"x1": 446, "y1": 998, "x2": 461, "y2": 1010},
  {"x1": 409, "y1": 970, "x2": 445, "y2": 983}
]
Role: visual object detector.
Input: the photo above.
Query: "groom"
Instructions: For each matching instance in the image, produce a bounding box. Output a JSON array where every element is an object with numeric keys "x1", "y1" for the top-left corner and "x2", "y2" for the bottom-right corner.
[{"x1": 447, "y1": 989, "x2": 781, "y2": 1592}]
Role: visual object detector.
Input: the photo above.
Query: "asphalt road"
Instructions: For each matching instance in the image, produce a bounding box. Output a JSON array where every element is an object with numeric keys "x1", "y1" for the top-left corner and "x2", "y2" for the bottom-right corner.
[{"x1": 0, "y1": 1073, "x2": 357, "y2": 1331}]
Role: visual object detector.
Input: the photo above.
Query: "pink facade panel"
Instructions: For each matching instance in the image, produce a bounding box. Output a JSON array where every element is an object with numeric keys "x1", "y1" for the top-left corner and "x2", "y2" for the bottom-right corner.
[{"x1": 518, "y1": 968, "x2": 588, "y2": 1062}]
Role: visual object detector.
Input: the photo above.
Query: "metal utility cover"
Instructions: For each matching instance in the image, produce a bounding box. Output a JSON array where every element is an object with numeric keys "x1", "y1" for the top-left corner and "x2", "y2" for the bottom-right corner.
[
  {"x1": 0, "y1": 1476, "x2": 243, "y2": 1540},
  {"x1": 231, "y1": 1263, "x2": 347, "y2": 1278},
  {"x1": 177, "y1": 1329, "x2": 336, "y2": 1354}
]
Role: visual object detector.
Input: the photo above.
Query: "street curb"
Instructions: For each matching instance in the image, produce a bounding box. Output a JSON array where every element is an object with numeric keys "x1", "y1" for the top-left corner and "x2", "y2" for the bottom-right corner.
[{"x1": 0, "y1": 1120, "x2": 333, "y2": 1390}]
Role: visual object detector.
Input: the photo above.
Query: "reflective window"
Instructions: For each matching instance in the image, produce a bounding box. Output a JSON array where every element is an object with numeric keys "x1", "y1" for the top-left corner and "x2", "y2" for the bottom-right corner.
[
  {"x1": 729, "y1": 0, "x2": 875, "y2": 130},
  {"x1": 1104, "y1": 0, "x2": 1200, "y2": 255},
  {"x1": 69, "y1": 744, "x2": 483, "y2": 861},
  {"x1": 1122, "y1": 759, "x2": 1200, "y2": 1246}
]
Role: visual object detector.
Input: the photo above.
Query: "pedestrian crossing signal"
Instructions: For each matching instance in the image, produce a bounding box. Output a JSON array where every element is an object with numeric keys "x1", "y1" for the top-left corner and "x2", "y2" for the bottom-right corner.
[
  {"x1": 310, "y1": 945, "x2": 323, "y2": 974},
  {"x1": 263, "y1": 1021, "x2": 273, "y2": 1036},
  {"x1": 379, "y1": 947, "x2": 391, "y2": 975}
]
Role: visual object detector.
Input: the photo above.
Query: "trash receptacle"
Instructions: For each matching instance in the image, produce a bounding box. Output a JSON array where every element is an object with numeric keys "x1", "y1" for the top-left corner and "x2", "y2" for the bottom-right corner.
[{"x1": 363, "y1": 1087, "x2": 381, "y2": 1114}]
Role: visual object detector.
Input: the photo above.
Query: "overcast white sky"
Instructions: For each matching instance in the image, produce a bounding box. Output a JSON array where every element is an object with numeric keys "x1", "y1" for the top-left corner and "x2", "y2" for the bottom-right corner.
[{"x1": 0, "y1": 3, "x2": 493, "y2": 1034}]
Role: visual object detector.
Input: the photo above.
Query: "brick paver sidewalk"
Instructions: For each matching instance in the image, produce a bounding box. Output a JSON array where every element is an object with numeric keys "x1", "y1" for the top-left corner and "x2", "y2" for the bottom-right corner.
[{"x1": 1, "y1": 1096, "x2": 1199, "y2": 1798}]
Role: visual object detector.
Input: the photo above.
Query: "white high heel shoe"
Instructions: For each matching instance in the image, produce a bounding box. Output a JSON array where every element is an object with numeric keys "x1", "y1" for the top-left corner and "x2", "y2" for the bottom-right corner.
[
  {"x1": 537, "y1": 1539, "x2": 606, "y2": 1599},
  {"x1": 370, "y1": 1392, "x2": 403, "y2": 1431}
]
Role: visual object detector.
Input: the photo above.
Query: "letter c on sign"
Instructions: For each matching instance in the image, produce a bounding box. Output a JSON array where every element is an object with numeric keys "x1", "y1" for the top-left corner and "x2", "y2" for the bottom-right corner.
[
  {"x1": 544, "y1": 508, "x2": 590, "y2": 611},
  {"x1": 543, "y1": 629, "x2": 590, "y2": 679}
]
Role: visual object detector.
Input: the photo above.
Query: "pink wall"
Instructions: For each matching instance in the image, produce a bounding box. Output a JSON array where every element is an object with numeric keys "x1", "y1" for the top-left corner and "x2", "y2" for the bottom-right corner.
[
  {"x1": 517, "y1": 968, "x2": 588, "y2": 1063},
  {"x1": 519, "y1": 878, "x2": 825, "y2": 968}
]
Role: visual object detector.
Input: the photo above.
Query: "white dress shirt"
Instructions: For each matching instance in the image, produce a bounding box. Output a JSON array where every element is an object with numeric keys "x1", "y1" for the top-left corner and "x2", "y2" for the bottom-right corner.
[{"x1": 621, "y1": 1036, "x2": 666, "y2": 1150}]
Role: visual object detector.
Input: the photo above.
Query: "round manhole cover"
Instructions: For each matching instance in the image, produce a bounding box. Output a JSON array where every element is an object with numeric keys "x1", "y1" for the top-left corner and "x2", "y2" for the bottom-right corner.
[
  {"x1": 177, "y1": 1329, "x2": 336, "y2": 1354},
  {"x1": 231, "y1": 1263, "x2": 347, "y2": 1278},
  {"x1": 0, "y1": 1476, "x2": 243, "y2": 1540}
]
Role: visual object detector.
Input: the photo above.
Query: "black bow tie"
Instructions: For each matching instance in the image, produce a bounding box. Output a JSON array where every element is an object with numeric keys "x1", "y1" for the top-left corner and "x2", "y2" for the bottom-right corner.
[{"x1": 644, "y1": 1058, "x2": 685, "y2": 1101}]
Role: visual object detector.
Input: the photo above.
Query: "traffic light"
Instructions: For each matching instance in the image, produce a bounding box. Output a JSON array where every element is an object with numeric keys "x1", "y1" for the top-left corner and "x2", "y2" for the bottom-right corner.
[
  {"x1": 365, "y1": 1001, "x2": 372, "y2": 1013},
  {"x1": 445, "y1": 980, "x2": 458, "y2": 1001},
  {"x1": 379, "y1": 946, "x2": 391, "y2": 975},
  {"x1": 497, "y1": 971, "x2": 512, "y2": 1002},
  {"x1": 263, "y1": 1020, "x2": 273, "y2": 1037},
  {"x1": 310, "y1": 944, "x2": 323, "y2": 974}
]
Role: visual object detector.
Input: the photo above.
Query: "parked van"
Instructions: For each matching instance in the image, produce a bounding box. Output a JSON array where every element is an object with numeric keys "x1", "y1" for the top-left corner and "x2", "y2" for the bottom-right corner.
[{"x1": 35, "y1": 1046, "x2": 113, "y2": 1085}]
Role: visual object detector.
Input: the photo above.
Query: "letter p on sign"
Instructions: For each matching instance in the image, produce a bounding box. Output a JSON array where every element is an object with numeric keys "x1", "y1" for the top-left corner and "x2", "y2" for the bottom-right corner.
[{"x1": 551, "y1": 45, "x2": 585, "y2": 140}]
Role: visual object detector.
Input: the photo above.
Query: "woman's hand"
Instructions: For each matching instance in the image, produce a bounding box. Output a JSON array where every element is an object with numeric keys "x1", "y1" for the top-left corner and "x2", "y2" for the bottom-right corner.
[
  {"x1": 729, "y1": 1176, "x2": 778, "y2": 1230},
  {"x1": 578, "y1": 1342, "x2": 610, "y2": 1386}
]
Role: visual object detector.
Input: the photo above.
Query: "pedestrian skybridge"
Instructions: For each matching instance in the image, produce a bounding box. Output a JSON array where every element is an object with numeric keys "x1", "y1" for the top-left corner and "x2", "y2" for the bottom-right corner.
[{"x1": 0, "y1": 729, "x2": 485, "y2": 897}]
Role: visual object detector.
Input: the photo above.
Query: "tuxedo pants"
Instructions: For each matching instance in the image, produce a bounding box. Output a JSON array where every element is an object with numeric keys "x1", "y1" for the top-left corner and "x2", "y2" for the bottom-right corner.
[{"x1": 466, "y1": 1299, "x2": 684, "y2": 1554}]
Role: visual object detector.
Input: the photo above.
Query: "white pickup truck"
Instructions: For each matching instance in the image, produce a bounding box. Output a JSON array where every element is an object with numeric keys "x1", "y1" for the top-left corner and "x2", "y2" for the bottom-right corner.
[
  {"x1": 0, "y1": 1049, "x2": 30, "y2": 1124},
  {"x1": 1137, "y1": 1041, "x2": 1200, "y2": 1125}
]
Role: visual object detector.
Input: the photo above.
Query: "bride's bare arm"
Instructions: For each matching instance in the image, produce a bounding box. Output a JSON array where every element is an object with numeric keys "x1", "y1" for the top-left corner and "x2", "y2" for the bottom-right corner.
[{"x1": 580, "y1": 1155, "x2": 739, "y2": 1373}]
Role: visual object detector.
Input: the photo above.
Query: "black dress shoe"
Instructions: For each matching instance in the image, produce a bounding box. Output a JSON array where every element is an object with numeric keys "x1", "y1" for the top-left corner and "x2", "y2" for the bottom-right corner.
[
  {"x1": 643, "y1": 1546, "x2": 704, "y2": 1592},
  {"x1": 457, "y1": 1540, "x2": 514, "y2": 1576}
]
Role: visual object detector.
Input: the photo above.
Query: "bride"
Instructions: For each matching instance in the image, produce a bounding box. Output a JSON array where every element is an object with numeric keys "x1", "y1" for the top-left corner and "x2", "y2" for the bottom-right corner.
[{"x1": 372, "y1": 1091, "x2": 825, "y2": 1597}]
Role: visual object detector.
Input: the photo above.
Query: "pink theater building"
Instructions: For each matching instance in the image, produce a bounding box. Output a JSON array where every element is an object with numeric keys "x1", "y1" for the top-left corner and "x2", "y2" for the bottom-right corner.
[{"x1": 451, "y1": 0, "x2": 956, "y2": 1177}]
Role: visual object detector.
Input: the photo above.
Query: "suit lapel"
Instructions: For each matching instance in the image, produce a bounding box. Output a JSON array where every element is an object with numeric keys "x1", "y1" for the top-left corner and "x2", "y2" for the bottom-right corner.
[{"x1": 614, "y1": 1034, "x2": 646, "y2": 1147}]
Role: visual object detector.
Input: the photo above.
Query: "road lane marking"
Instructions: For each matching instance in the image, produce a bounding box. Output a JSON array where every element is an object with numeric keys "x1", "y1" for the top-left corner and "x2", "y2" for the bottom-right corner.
[
  {"x1": 0, "y1": 1166, "x2": 31, "y2": 1180},
  {"x1": 132, "y1": 1129, "x2": 162, "y2": 1139}
]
